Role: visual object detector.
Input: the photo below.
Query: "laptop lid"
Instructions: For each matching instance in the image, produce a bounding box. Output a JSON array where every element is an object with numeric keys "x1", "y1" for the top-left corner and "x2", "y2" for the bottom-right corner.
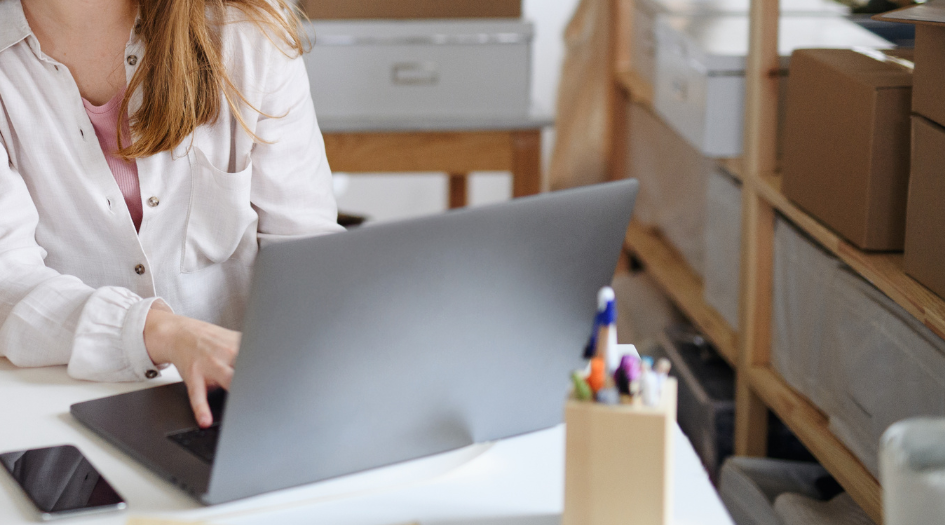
[{"x1": 203, "y1": 180, "x2": 637, "y2": 503}]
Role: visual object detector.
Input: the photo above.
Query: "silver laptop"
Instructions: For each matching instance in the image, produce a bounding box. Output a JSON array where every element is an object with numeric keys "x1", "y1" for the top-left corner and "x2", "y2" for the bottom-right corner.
[{"x1": 71, "y1": 180, "x2": 638, "y2": 504}]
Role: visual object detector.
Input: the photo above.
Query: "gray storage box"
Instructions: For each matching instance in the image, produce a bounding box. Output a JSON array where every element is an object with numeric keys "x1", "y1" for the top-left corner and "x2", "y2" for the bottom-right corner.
[
  {"x1": 718, "y1": 457, "x2": 828, "y2": 525},
  {"x1": 304, "y1": 20, "x2": 533, "y2": 120},
  {"x1": 704, "y1": 167, "x2": 742, "y2": 330},
  {"x1": 653, "y1": 16, "x2": 891, "y2": 157},
  {"x1": 627, "y1": 102, "x2": 710, "y2": 276},
  {"x1": 771, "y1": 217, "x2": 844, "y2": 411},
  {"x1": 774, "y1": 493, "x2": 876, "y2": 525},
  {"x1": 631, "y1": 0, "x2": 848, "y2": 85},
  {"x1": 656, "y1": 327, "x2": 735, "y2": 481},
  {"x1": 823, "y1": 268, "x2": 945, "y2": 478}
]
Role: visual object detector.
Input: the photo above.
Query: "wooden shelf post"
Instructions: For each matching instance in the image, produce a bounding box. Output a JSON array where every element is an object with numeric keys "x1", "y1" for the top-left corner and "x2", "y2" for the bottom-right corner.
[{"x1": 734, "y1": 0, "x2": 781, "y2": 458}]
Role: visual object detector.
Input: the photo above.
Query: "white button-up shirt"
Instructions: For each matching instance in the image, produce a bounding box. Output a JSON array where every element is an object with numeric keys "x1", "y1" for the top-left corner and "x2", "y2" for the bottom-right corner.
[{"x1": 0, "y1": 0, "x2": 343, "y2": 382}]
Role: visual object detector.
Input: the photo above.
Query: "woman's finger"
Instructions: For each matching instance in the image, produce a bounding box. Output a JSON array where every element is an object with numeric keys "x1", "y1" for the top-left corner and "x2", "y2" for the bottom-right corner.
[
  {"x1": 186, "y1": 373, "x2": 213, "y2": 428},
  {"x1": 206, "y1": 356, "x2": 235, "y2": 391}
]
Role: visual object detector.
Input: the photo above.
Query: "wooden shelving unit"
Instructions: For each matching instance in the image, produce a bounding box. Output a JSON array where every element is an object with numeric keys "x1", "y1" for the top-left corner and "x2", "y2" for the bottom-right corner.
[
  {"x1": 747, "y1": 366, "x2": 882, "y2": 520},
  {"x1": 624, "y1": 223, "x2": 739, "y2": 366},
  {"x1": 602, "y1": 0, "x2": 945, "y2": 522},
  {"x1": 754, "y1": 171, "x2": 945, "y2": 341}
]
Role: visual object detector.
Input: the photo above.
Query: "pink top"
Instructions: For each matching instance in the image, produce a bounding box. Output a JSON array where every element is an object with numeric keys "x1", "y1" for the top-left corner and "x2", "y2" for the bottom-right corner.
[{"x1": 83, "y1": 89, "x2": 142, "y2": 231}]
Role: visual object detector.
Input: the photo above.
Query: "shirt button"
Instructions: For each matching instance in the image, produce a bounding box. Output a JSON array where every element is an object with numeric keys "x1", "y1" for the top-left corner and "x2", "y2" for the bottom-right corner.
[
  {"x1": 147, "y1": 196, "x2": 160, "y2": 208},
  {"x1": 145, "y1": 370, "x2": 159, "y2": 379},
  {"x1": 134, "y1": 264, "x2": 146, "y2": 275},
  {"x1": 127, "y1": 55, "x2": 138, "y2": 66}
]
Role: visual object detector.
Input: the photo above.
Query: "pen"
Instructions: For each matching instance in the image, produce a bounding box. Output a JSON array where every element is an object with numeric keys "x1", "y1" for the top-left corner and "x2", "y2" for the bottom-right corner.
[
  {"x1": 571, "y1": 370, "x2": 593, "y2": 402},
  {"x1": 583, "y1": 287, "x2": 617, "y2": 361},
  {"x1": 641, "y1": 357, "x2": 660, "y2": 407}
]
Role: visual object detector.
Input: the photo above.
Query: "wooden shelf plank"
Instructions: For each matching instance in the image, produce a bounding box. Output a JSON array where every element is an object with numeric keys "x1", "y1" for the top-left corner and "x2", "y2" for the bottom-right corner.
[
  {"x1": 716, "y1": 158, "x2": 745, "y2": 182},
  {"x1": 754, "y1": 171, "x2": 945, "y2": 341},
  {"x1": 748, "y1": 366, "x2": 882, "y2": 524},
  {"x1": 614, "y1": 69, "x2": 654, "y2": 110},
  {"x1": 624, "y1": 222, "x2": 739, "y2": 366}
]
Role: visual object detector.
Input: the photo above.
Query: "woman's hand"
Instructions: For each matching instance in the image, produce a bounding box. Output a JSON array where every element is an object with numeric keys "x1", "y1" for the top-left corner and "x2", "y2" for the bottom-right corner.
[{"x1": 144, "y1": 304, "x2": 241, "y2": 428}]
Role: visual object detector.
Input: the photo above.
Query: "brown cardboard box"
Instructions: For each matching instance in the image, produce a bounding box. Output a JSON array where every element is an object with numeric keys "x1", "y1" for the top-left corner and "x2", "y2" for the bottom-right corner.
[
  {"x1": 298, "y1": 0, "x2": 521, "y2": 20},
  {"x1": 904, "y1": 115, "x2": 945, "y2": 300},
  {"x1": 782, "y1": 49, "x2": 913, "y2": 251},
  {"x1": 876, "y1": 1, "x2": 945, "y2": 126}
]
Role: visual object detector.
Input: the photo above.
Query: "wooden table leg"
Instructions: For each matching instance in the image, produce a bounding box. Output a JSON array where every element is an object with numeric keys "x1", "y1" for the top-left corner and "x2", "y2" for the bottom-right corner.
[
  {"x1": 511, "y1": 130, "x2": 542, "y2": 199},
  {"x1": 448, "y1": 173, "x2": 468, "y2": 209}
]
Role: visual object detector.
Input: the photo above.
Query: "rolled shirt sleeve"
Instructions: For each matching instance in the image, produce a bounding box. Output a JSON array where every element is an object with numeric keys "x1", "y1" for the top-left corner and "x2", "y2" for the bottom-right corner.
[{"x1": 0, "y1": 138, "x2": 161, "y2": 382}]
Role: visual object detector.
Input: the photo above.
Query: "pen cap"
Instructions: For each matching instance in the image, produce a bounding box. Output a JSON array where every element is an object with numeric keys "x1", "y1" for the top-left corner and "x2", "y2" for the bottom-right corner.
[{"x1": 596, "y1": 287, "x2": 617, "y2": 325}]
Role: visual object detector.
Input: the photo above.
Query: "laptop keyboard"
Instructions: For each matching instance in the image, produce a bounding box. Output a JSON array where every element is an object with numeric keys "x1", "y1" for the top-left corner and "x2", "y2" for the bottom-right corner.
[
  {"x1": 168, "y1": 424, "x2": 220, "y2": 464},
  {"x1": 166, "y1": 388, "x2": 227, "y2": 464}
]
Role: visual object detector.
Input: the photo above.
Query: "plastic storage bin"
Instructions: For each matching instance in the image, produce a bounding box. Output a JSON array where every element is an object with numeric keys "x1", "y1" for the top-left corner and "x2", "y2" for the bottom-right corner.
[
  {"x1": 303, "y1": 20, "x2": 533, "y2": 120},
  {"x1": 823, "y1": 268, "x2": 945, "y2": 478},
  {"x1": 653, "y1": 16, "x2": 891, "y2": 157},
  {"x1": 771, "y1": 217, "x2": 844, "y2": 411},
  {"x1": 627, "y1": 102, "x2": 711, "y2": 276},
  {"x1": 631, "y1": 0, "x2": 849, "y2": 85},
  {"x1": 703, "y1": 167, "x2": 742, "y2": 330}
]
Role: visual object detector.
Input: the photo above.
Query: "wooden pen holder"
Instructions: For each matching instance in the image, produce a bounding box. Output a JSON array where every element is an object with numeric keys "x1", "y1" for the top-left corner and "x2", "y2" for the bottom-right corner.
[{"x1": 562, "y1": 378, "x2": 677, "y2": 525}]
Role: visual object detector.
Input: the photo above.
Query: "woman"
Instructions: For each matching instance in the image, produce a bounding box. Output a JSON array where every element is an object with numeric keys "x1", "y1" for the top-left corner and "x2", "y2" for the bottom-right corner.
[{"x1": 0, "y1": 0, "x2": 343, "y2": 428}]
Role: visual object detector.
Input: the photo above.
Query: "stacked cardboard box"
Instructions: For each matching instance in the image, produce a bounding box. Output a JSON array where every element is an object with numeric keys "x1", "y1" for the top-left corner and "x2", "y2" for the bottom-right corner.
[
  {"x1": 781, "y1": 48, "x2": 913, "y2": 251},
  {"x1": 877, "y1": 3, "x2": 945, "y2": 300}
]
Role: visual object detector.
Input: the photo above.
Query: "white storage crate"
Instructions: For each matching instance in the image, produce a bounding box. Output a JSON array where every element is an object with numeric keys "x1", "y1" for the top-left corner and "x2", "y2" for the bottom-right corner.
[
  {"x1": 627, "y1": 102, "x2": 711, "y2": 276},
  {"x1": 653, "y1": 16, "x2": 891, "y2": 158},
  {"x1": 823, "y1": 268, "x2": 945, "y2": 478},
  {"x1": 304, "y1": 20, "x2": 533, "y2": 120},
  {"x1": 703, "y1": 167, "x2": 742, "y2": 330},
  {"x1": 631, "y1": 0, "x2": 848, "y2": 85},
  {"x1": 771, "y1": 218, "x2": 844, "y2": 411}
]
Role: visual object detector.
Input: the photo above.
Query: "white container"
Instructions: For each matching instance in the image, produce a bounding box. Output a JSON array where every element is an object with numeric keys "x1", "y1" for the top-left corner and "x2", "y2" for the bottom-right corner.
[
  {"x1": 881, "y1": 418, "x2": 945, "y2": 525},
  {"x1": 771, "y1": 217, "x2": 844, "y2": 412},
  {"x1": 703, "y1": 167, "x2": 741, "y2": 330},
  {"x1": 627, "y1": 102, "x2": 711, "y2": 277},
  {"x1": 653, "y1": 16, "x2": 892, "y2": 158},
  {"x1": 304, "y1": 20, "x2": 533, "y2": 120},
  {"x1": 631, "y1": 0, "x2": 849, "y2": 85},
  {"x1": 823, "y1": 268, "x2": 945, "y2": 478}
]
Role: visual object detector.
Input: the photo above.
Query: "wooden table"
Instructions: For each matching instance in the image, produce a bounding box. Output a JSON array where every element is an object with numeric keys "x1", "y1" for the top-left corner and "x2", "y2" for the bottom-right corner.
[{"x1": 320, "y1": 112, "x2": 554, "y2": 209}]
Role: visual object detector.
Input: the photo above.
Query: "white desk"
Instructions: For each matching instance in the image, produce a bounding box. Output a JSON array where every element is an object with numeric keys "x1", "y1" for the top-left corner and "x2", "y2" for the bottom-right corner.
[{"x1": 0, "y1": 358, "x2": 733, "y2": 525}]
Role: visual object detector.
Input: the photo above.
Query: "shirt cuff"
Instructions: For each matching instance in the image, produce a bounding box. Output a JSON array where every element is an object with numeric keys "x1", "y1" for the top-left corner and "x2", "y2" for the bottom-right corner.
[{"x1": 121, "y1": 296, "x2": 172, "y2": 380}]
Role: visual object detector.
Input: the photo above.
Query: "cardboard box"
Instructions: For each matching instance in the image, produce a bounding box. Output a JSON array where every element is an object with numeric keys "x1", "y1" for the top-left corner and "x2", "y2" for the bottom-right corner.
[
  {"x1": 782, "y1": 48, "x2": 912, "y2": 251},
  {"x1": 904, "y1": 115, "x2": 945, "y2": 300},
  {"x1": 877, "y1": 1, "x2": 945, "y2": 127},
  {"x1": 298, "y1": 0, "x2": 521, "y2": 20}
]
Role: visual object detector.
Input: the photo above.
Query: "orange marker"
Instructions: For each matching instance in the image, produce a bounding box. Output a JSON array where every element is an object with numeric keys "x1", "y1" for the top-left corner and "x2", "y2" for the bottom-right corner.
[{"x1": 587, "y1": 357, "x2": 606, "y2": 393}]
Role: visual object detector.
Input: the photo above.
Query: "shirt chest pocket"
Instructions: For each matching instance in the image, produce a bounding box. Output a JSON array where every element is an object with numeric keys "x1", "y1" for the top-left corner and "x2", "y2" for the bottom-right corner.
[{"x1": 181, "y1": 147, "x2": 257, "y2": 273}]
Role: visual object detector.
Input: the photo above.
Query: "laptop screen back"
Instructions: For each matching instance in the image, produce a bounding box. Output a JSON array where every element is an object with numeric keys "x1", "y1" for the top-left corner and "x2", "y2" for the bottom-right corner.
[{"x1": 205, "y1": 180, "x2": 638, "y2": 504}]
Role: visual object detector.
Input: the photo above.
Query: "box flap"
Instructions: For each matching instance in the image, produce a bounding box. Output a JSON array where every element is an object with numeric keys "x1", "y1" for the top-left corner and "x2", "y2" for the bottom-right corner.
[
  {"x1": 792, "y1": 49, "x2": 912, "y2": 88},
  {"x1": 874, "y1": 0, "x2": 945, "y2": 26}
]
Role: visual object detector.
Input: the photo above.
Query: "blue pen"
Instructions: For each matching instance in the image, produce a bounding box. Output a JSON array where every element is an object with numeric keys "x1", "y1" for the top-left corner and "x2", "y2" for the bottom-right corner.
[{"x1": 583, "y1": 287, "x2": 617, "y2": 360}]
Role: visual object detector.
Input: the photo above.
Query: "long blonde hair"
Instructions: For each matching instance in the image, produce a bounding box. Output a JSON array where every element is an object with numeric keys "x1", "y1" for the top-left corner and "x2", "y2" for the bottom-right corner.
[{"x1": 118, "y1": 0, "x2": 304, "y2": 159}]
